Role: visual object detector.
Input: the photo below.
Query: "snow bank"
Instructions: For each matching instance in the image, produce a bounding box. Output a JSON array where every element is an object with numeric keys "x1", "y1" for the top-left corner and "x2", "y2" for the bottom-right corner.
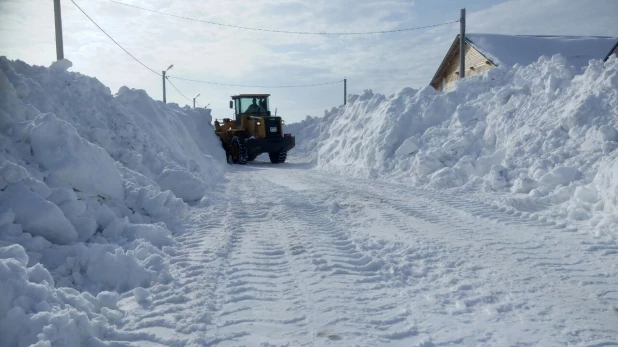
[
  {"x1": 285, "y1": 111, "x2": 337, "y2": 161},
  {"x1": 1, "y1": 245, "x2": 123, "y2": 347},
  {"x1": 293, "y1": 55, "x2": 618, "y2": 235},
  {"x1": 0, "y1": 56, "x2": 225, "y2": 345}
]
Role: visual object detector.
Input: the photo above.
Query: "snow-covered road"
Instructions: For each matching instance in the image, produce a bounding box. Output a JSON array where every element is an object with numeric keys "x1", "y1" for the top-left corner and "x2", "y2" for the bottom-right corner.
[{"x1": 115, "y1": 161, "x2": 618, "y2": 347}]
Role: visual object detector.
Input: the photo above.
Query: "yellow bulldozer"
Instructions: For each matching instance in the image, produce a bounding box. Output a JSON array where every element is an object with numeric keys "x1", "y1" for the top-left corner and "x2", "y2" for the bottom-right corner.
[{"x1": 214, "y1": 94, "x2": 295, "y2": 164}]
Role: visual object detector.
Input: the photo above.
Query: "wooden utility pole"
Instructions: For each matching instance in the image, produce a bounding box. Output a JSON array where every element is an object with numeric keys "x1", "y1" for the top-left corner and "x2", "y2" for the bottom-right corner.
[
  {"x1": 162, "y1": 65, "x2": 173, "y2": 104},
  {"x1": 459, "y1": 8, "x2": 466, "y2": 79},
  {"x1": 162, "y1": 71, "x2": 167, "y2": 104},
  {"x1": 344, "y1": 78, "x2": 347, "y2": 106},
  {"x1": 54, "y1": 0, "x2": 64, "y2": 60}
]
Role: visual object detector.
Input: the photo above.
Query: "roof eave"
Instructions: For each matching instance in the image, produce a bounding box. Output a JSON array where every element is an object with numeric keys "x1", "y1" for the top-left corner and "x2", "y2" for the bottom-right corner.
[
  {"x1": 604, "y1": 39, "x2": 618, "y2": 61},
  {"x1": 429, "y1": 34, "x2": 499, "y2": 89},
  {"x1": 429, "y1": 35, "x2": 461, "y2": 88}
]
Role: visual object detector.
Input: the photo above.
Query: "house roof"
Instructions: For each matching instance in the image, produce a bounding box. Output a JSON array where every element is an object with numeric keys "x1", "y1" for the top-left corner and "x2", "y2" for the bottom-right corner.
[
  {"x1": 430, "y1": 34, "x2": 617, "y2": 88},
  {"x1": 604, "y1": 39, "x2": 618, "y2": 62},
  {"x1": 466, "y1": 34, "x2": 616, "y2": 68}
]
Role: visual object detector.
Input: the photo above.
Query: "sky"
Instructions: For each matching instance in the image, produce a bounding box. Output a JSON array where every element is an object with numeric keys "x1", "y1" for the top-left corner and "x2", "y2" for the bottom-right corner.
[{"x1": 1, "y1": 0, "x2": 617, "y2": 123}]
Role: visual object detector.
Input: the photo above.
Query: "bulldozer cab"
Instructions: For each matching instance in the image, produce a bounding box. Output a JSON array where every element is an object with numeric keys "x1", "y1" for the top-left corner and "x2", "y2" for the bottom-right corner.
[{"x1": 230, "y1": 94, "x2": 271, "y2": 118}]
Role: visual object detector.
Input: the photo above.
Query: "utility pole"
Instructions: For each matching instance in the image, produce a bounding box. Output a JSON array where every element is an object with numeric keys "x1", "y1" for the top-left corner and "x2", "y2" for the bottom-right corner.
[
  {"x1": 54, "y1": 0, "x2": 64, "y2": 60},
  {"x1": 162, "y1": 64, "x2": 173, "y2": 104},
  {"x1": 459, "y1": 8, "x2": 466, "y2": 79},
  {"x1": 344, "y1": 78, "x2": 347, "y2": 106},
  {"x1": 162, "y1": 72, "x2": 166, "y2": 104},
  {"x1": 193, "y1": 93, "x2": 200, "y2": 108}
]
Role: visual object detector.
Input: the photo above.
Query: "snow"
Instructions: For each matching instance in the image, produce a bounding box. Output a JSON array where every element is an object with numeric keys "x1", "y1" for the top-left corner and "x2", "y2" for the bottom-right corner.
[
  {"x1": 0, "y1": 182, "x2": 77, "y2": 244},
  {"x1": 30, "y1": 113, "x2": 125, "y2": 200},
  {"x1": 466, "y1": 34, "x2": 616, "y2": 69},
  {"x1": 290, "y1": 55, "x2": 618, "y2": 237},
  {"x1": 0, "y1": 56, "x2": 225, "y2": 346},
  {"x1": 2, "y1": 50, "x2": 618, "y2": 345}
]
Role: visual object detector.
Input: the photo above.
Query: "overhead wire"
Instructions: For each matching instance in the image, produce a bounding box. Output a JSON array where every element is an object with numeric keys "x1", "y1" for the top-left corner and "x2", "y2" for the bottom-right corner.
[
  {"x1": 166, "y1": 76, "x2": 344, "y2": 88},
  {"x1": 69, "y1": 0, "x2": 348, "y2": 89},
  {"x1": 165, "y1": 77, "x2": 192, "y2": 103},
  {"x1": 70, "y1": 0, "x2": 161, "y2": 76},
  {"x1": 106, "y1": 0, "x2": 458, "y2": 35},
  {"x1": 72, "y1": 0, "x2": 458, "y2": 92}
]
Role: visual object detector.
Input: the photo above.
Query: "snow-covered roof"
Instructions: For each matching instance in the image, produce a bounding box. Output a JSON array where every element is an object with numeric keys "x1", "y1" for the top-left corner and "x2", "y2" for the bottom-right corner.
[
  {"x1": 605, "y1": 39, "x2": 618, "y2": 61},
  {"x1": 466, "y1": 34, "x2": 616, "y2": 68}
]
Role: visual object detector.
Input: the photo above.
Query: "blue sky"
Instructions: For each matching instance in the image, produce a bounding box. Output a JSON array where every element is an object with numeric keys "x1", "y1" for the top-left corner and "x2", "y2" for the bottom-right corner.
[{"x1": 1, "y1": 0, "x2": 617, "y2": 123}]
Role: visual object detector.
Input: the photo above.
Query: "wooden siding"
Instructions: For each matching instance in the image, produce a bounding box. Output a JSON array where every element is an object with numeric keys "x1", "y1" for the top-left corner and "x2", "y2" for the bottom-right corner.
[{"x1": 432, "y1": 41, "x2": 495, "y2": 92}]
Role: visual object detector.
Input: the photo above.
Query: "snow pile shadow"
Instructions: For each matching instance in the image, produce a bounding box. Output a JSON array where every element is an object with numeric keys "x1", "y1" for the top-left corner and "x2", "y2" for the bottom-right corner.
[
  {"x1": 0, "y1": 57, "x2": 225, "y2": 346},
  {"x1": 292, "y1": 55, "x2": 618, "y2": 236}
]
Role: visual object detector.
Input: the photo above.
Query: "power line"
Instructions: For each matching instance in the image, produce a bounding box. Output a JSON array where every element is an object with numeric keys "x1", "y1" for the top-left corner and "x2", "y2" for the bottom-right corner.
[
  {"x1": 106, "y1": 0, "x2": 458, "y2": 35},
  {"x1": 167, "y1": 76, "x2": 343, "y2": 88},
  {"x1": 69, "y1": 0, "x2": 349, "y2": 89},
  {"x1": 165, "y1": 77, "x2": 192, "y2": 103},
  {"x1": 70, "y1": 0, "x2": 160, "y2": 76}
]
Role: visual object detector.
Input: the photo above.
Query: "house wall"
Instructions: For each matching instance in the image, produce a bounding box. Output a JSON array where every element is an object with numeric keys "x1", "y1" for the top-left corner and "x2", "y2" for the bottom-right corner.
[{"x1": 438, "y1": 44, "x2": 494, "y2": 92}]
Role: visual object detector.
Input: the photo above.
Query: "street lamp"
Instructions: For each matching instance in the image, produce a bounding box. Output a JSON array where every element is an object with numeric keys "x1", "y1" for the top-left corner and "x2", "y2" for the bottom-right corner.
[
  {"x1": 193, "y1": 93, "x2": 200, "y2": 108},
  {"x1": 162, "y1": 64, "x2": 174, "y2": 104}
]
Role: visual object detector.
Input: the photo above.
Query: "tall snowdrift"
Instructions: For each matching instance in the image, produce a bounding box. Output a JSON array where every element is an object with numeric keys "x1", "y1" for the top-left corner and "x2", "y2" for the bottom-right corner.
[
  {"x1": 0, "y1": 57, "x2": 225, "y2": 346},
  {"x1": 293, "y1": 55, "x2": 618, "y2": 235},
  {"x1": 285, "y1": 110, "x2": 338, "y2": 161}
]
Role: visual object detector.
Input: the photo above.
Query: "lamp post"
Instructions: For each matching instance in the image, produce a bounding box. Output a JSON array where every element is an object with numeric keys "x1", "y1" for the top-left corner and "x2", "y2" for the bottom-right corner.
[
  {"x1": 193, "y1": 93, "x2": 200, "y2": 108},
  {"x1": 162, "y1": 64, "x2": 174, "y2": 104}
]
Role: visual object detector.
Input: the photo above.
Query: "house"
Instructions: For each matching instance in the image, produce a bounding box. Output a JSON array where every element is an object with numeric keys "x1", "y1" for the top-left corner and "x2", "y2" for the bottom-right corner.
[
  {"x1": 604, "y1": 39, "x2": 618, "y2": 61},
  {"x1": 430, "y1": 34, "x2": 617, "y2": 92}
]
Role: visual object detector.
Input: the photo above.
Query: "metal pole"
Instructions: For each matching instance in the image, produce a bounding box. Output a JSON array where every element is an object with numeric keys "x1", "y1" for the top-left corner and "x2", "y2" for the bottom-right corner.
[
  {"x1": 162, "y1": 71, "x2": 166, "y2": 104},
  {"x1": 193, "y1": 94, "x2": 200, "y2": 108},
  {"x1": 459, "y1": 8, "x2": 466, "y2": 79},
  {"x1": 54, "y1": 0, "x2": 64, "y2": 60},
  {"x1": 344, "y1": 78, "x2": 347, "y2": 106}
]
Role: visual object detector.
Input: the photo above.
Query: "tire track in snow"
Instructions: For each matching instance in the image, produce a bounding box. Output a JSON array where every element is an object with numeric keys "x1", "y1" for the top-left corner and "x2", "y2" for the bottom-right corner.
[
  {"x1": 112, "y1": 184, "x2": 251, "y2": 346},
  {"x1": 250, "y1": 171, "x2": 439, "y2": 344},
  {"x1": 200, "y1": 178, "x2": 313, "y2": 346},
  {"x1": 292, "y1": 169, "x2": 618, "y2": 346}
]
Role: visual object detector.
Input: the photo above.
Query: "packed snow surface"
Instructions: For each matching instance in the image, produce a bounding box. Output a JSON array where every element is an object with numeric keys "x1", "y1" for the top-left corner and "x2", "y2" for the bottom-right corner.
[
  {"x1": 465, "y1": 34, "x2": 616, "y2": 69},
  {"x1": 2, "y1": 54, "x2": 618, "y2": 347}
]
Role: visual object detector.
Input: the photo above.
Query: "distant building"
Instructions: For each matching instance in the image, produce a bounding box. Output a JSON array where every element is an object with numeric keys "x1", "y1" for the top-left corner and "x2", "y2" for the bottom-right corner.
[
  {"x1": 604, "y1": 39, "x2": 618, "y2": 61},
  {"x1": 430, "y1": 34, "x2": 617, "y2": 92}
]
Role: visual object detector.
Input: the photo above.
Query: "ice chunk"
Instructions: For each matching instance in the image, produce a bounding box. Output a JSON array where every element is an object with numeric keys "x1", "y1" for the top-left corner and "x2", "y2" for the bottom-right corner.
[
  {"x1": 395, "y1": 137, "x2": 420, "y2": 157},
  {"x1": 416, "y1": 154, "x2": 444, "y2": 176},
  {"x1": 95, "y1": 204, "x2": 117, "y2": 230},
  {"x1": 539, "y1": 166, "x2": 582, "y2": 188},
  {"x1": 102, "y1": 217, "x2": 129, "y2": 239},
  {"x1": 0, "y1": 209, "x2": 15, "y2": 226},
  {"x1": 124, "y1": 223, "x2": 173, "y2": 248},
  {"x1": 511, "y1": 177, "x2": 539, "y2": 194},
  {"x1": 0, "y1": 183, "x2": 77, "y2": 244},
  {"x1": 133, "y1": 287, "x2": 150, "y2": 303},
  {"x1": 0, "y1": 244, "x2": 29, "y2": 266},
  {"x1": 30, "y1": 113, "x2": 124, "y2": 200},
  {"x1": 157, "y1": 167, "x2": 207, "y2": 202}
]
